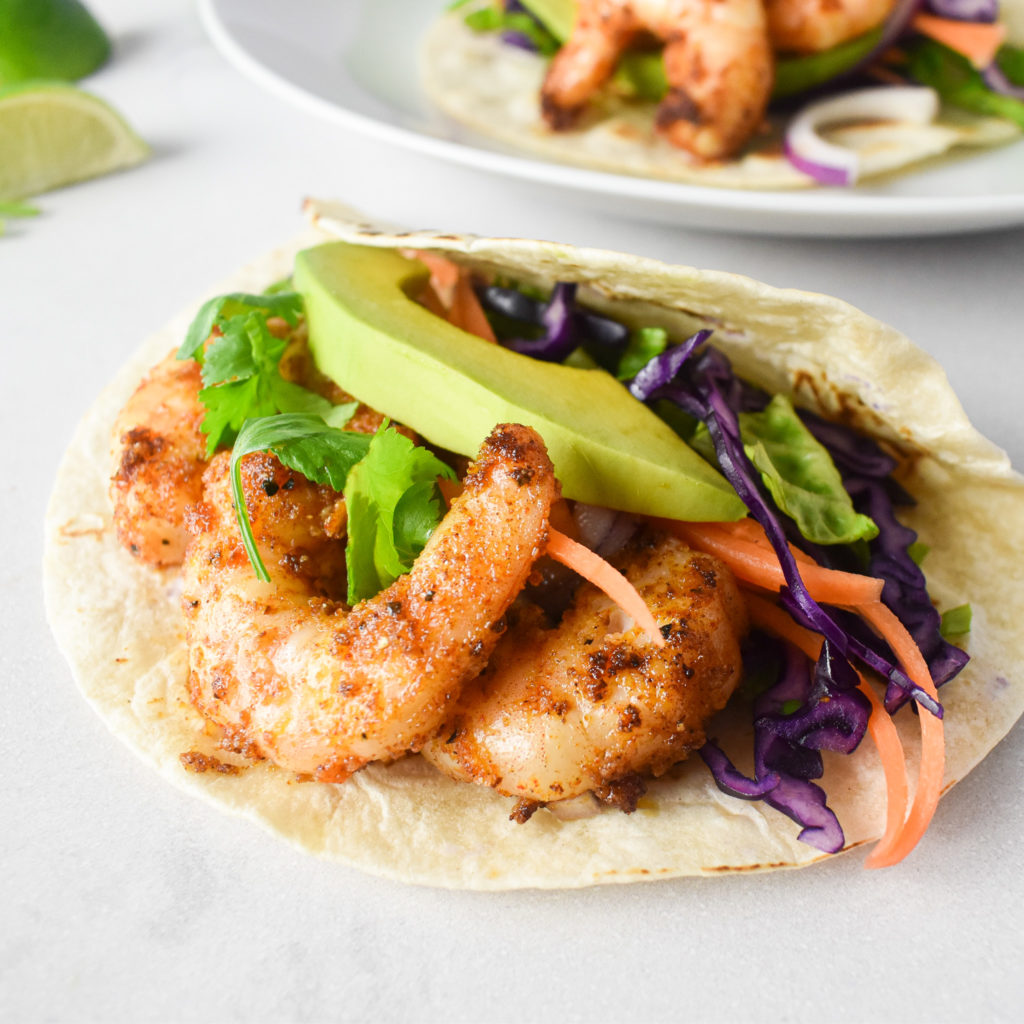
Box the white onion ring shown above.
[784,86,941,185]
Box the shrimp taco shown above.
[44,201,1024,888]
[421,0,1024,188]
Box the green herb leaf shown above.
[177,291,303,363]
[904,38,1024,129]
[617,326,669,380]
[229,412,366,582]
[177,290,338,454]
[0,199,39,217]
[343,428,456,605]
[0,198,40,235]
[997,45,1024,86]
[462,2,560,54]
[741,395,879,546]
[772,25,884,100]
[940,603,972,639]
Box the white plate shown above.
[200,0,1024,237]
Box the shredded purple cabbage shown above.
[924,0,998,21]
[476,279,968,852]
[702,642,858,853]
[799,409,970,710]
[476,282,630,366]
[629,339,945,717]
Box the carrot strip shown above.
[546,528,665,647]
[663,519,884,606]
[450,273,498,343]
[745,593,909,858]
[859,601,944,868]
[745,591,823,661]
[912,13,1006,67]
[855,673,911,864]
[407,249,460,304]
[418,281,448,320]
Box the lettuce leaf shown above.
[741,395,879,546]
[343,427,456,604]
[905,38,1024,128]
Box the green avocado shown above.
[294,242,745,523]
[518,0,575,42]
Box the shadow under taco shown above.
[43,200,1024,888]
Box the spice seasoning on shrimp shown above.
[44,212,1024,887]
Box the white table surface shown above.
[3,2,1023,1021]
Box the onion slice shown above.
[784,86,940,185]
[983,62,1024,101]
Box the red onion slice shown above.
[983,61,1024,100]
[784,85,940,185]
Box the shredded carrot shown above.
[449,273,498,343]
[912,13,1007,68]
[546,528,665,647]
[408,249,460,305]
[662,519,884,606]
[744,593,910,858]
[859,601,944,869]
[667,515,938,866]
[418,281,448,320]
[408,249,497,342]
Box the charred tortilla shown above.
[43,206,1024,887]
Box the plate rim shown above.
[198,0,1024,236]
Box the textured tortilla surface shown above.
[44,209,1024,888]
[419,4,1020,190]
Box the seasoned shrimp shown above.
[766,0,896,54]
[110,349,208,566]
[422,530,747,814]
[540,0,773,161]
[182,424,559,782]
[110,321,391,567]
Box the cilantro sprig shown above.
[177,291,346,452]
[230,415,455,604]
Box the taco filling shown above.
[423,0,1024,187]
[43,209,1024,888]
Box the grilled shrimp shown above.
[110,322,389,567]
[110,349,208,566]
[766,0,896,54]
[422,530,747,814]
[540,0,773,161]
[182,424,559,782]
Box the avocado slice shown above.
[294,242,745,523]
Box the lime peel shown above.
[0,0,110,84]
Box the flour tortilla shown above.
[420,2,1022,189]
[44,204,1024,888]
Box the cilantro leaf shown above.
[229,412,367,582]
[176,291,303,363]
[176,290,343,454]
[343,427,456,605]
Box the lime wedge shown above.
[0,81,149,200]
[0,0,110,84]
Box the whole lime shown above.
[0,0,111,85]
